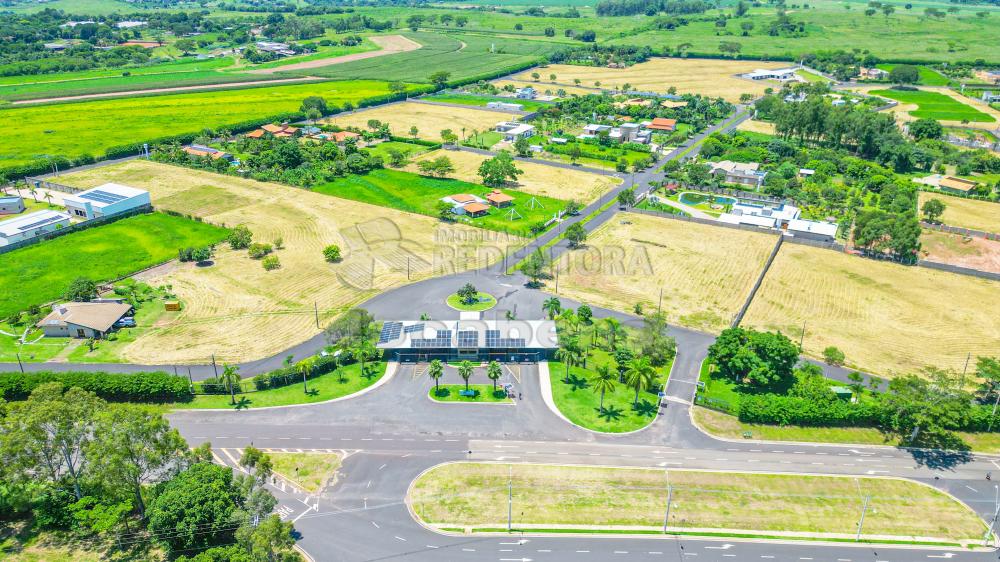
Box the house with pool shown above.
[719,201,838,242]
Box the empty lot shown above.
[58,160,496,364]
[919,191,999,232]
[322,101,509,142]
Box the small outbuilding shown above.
[0,195,25,215]
[939,176,978,195]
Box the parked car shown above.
[114,317,136,328]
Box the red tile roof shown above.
[648,118,677,131]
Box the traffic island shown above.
[429,384,513,404]
[445,291,497,312]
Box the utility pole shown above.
[507,465,513,532]
[187,367,193,390]
[799,320,806,351]
[984,485,999,546]
[15,351,23,373]
[658,287,663,313]
[211,354,218,377]
[960,352,971,389]
[314,301,320,329]
[662,484,673,533]
[855,494,870,541]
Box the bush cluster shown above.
[0,370,191,403]
[251,353,347,391]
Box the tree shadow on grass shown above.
[564,374,590,392]
[305,388,320,397]
[232,396,252,410]
[632,399,657,417]
[597,405,624,422]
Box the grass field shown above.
[743,242,1000,376]
[312,168,564,236]
[57,161,496,364]
[511,59,790,102]
[422,93,552,112]
[270,452,342,493]
[557,213,776,332]
[919,229,1000,275]
[410,462,985,542]
[919,191,1000,231]
[693,407,1000,454]
[491,79,596,97]
[429,384,513,403]
[364,140,431,160]
[0,212,227,318]
[1,79,399,172]
[323,101,509,142]
[870,89,995,122]
[407,149,620,204]
[875,64,950,86]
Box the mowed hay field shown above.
[406,149,620,204]
[557,214,776,332]
[491,79,596,97]
[322,101,508,142]
[58,160,498,364]
[410,463,984,541]
[511,59,790,102]
[919,191,999,232]
[743,243,1000,376]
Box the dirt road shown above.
[245,35,421,75]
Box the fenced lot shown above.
[322,101,510,142]
[870,89,995,123]
[556,213,776,333]
[743,242,1000,377]
[919,191,999,232]
[511,58,791,102]
[57,160,495,364]
[406,149,620,204]
[0,212,227,319]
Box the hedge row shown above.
[388,135,442,149]
[251,353,347,392]
[0,370,192,403]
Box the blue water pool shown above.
[678,192,737,206]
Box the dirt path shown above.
[11,76,322,105]
[246,35,422,75]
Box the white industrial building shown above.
[62,183,151,220]
[0,209,71,247]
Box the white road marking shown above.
[371,521,379,528]
[394,536,406,541]
[378,463,387,470]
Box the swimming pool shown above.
[678,192,737,206]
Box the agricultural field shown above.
[743,242,1000,376]
[511,59,789,102]
[410,462,985,541]
[364,140,431,160]
[874,64,950,86]
[919,191,999,231]
[323,101,509,142]
[557,213,776,332]
[919,230,1000,274]
[491,79,595,97]
[0,212,227,319]
[421,93,552,112]
[406,149,620,204]
[56,160,496,364]
[869,88,995,122]
[1,80,402,174]
[311,168,563,236]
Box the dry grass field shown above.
[491,79,595,97]
[920,229,1000,275]
[919,191,999,232]
[556,214,776,332]
[322,101,510,142]
[743,243,1000,376]
[58,160,503,364]
[410,462,984,541]
[405,149,619,204]
[736,118,778,135]
[511,59,790,102]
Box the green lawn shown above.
[1,79,403,173]
[180,361,386,410]
[270,452,342,493]
[364,140,431,159]
[870,89,995,122]
[0,321,69,363]
[311,168,564,235]
[796,69,832,84]
[446,291,497,311]
[875,64,951,86]
[429,384,513,403]
[0,212,228,318]
[461,131,502,149]
[423,93,553,112]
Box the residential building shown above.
[376,319,558,362]
[647,118,677,132]
[583,124,612,135]
[0,196,25,215]
[859,67,889,80]
[256,41,296,56]
[116,20,147,28]
[442,194,489,217]
[247,123,300,139]
[784,92,808,103]
[62,183,151,220]
[183,145,234,162]
[495,121,535,142]
[938,176,979,195]
[718,213,776,229]
[729,201,800,225]
[745,68,798,81]
[460,202,489,217]
[44,43,68,50]
[486,101,524,111]
[515,87,536,99]
[785,218,838,243]
[60,20,95,28]
[0,209,71,246]
[709,161,768,188]
[982,91,1000,103]
[37,301,133,339]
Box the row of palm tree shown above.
[427,359,503,392]
[583,355,657,411]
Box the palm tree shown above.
[458,360,474,391]
[592,364,617,413]
[28,186,38,203]
[625,357,656,407]
[221,364,240,406]
[354,340,377,378]
[555,346,575,382]
[428,359,444,392]
[43,192,53,207]
[542,297,562,320]
[487,361,502,391]
[559,309,580,336]
[297,358,314,394]
[604,317,626,349]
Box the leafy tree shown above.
[406,14,425,30]
[429,71,451,88]
[707,327,800,388]
[262,255,281,270]
[441,129,459,145]
[147,463,244,554]
[576,304,593,324]
[542,296,562,319]
[325,308,375,348]
[974,356,1000,407]
[637,311,677,367]
[238,446,272,493]
[909,118,943,141]
[458,360,474,391]
[385,148,409,168]
[175,38,196,55]
[520,248,548,287]
[244,514,297,561]
[882,369,971,444]
[604,317,626,349]
[65,277,97,302]
[221,364,240,406]
[409,125,419,139]
[514,136,532,157]
[847,372,865,399]
[436,200,456,221]
[822,346,846,366]
[427,359,444,392]
[457,283,479,305]
[564,200,582,216]
[920,198,946,222]
[323,244,342,262]
[478,151,523,187]
[228,225,253,250]
[617,187,637,208]
[487,361,502,391]
[625,356,656,406]
[718,40,742,57]
[565,222,587,248]
[300,96,328,115]
[889,64,920,84]
[248,243,273,259]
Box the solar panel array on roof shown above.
[79,190,129,205]
[457,330,478,348]
[378,321,402,344]
[485,329,500,347]
[17,215,63,231]
[500,338,525,348]
[412,329,452,348]
[403,323,424,333]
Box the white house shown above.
[515,87,536,99]
[495,121,535,142]
[0,209,71,246]
[730,201,801,225]
[37,301,133,339]
[583,124,612,135]
[785,218,838,242]
[486,101,524,112]
[745,68,798,81]
[709,161,768,188]
[62,183,150,220]
[0,195,25,215]
[982,91,1000,103]
[256,41,296,56]
[116,20,147,28]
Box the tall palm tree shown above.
[555,346,575,382]
[354,340,378,377]
[458,360,474,391]
[592,364,617,413]
[428,359,444,392]
[559,309,580,336]
[542,297,562,320]
[28,186,38,203]
[297,358,314,394]
[487,360,502,391]
[604,317,626,349]
[43,192,53,207]
[625,357,656,407]
[221,364,240,406]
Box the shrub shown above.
[227,225,253,249]
[262,255,281,270]
[822,346,846,366]
[0,371,191,402]
[323,244,342,262]
[737,394,883,427]
[248,243,273,259]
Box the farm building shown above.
[0,209,71,246]
[785,218,838,243]
[486,190,514,208]
[486,101,524,111]
[495,121,535,142]
[939,176,979,195]
[982,91,1000,103]
[744,68,798,81]
[583,124,612,135]
[647,118,677,132]
[183,145,234,161]
[709,161,768,188]
[376,319,558,362]
[62,183,151,220]
[0,195,25,215]
[37,301,134,339]
[255,41,296,56]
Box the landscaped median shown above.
[409,462,988,546]
[429,384,513,404]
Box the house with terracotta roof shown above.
[647,118,677,132]
[486,190,514,208]
[441,194,490,217]
[262,123,299,137]
[183,145,233,161]
[37,301,134,339]
[460,202,490,217]
[938,176,978,194]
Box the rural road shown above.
[246,34,422,75]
